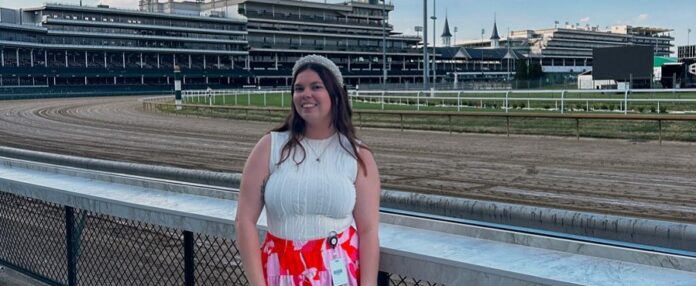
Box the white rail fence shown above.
[181,88,696,114]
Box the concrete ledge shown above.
[3,146,695,254]
[1,156,696,285]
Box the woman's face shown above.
[293,69,333,126]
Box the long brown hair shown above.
[271,63,369,174]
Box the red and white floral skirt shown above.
[260,226,360,286]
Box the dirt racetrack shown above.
[1,96,695,223]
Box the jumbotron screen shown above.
[592,46,653,80]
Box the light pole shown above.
[423,0,429,91]
[382,0,387,90]
[431,0,437,88]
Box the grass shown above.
[160,98,696,142]
[183,91,696,115]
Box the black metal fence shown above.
[0,192,441,285]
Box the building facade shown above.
[678,45,696,61]
[1,0,426,90]
[459,24,674,75]
[0,4,249,88]
[137,0,425,87]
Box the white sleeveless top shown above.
[264,131,358,240]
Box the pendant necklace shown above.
[304,134,334,162]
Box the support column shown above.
[217,55,221,69]
[157,53,160,69]
[173,54,176,66]
[203,55,206,69]
[275,53,278,70]
[114,76,117,84]
[122,52,125,68]
[30,49,34,67]
[16,48,19,67]
[174,66,182,110]
[66,207,77,286]
[44,50,47,67]
[84,51,88,68]
[103,51,107,68]
[84,76,87,85]
[184,231,195,286]
[141,75,144,84]
[1,49,4,67]
[65,50,68,67]
[348,55,351,70]
[140,53,143,68]
[188,54,192,69]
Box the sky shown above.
[2,0,694,54]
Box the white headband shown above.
[292,54,344,87]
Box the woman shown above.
[236,54,381,286]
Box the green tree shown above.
[529,63,543,79]
[515,60,528,80]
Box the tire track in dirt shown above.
[1,97,696,223]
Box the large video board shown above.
[592,46,653,80]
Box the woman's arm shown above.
[236,134,271,286]
[353,148,381,286]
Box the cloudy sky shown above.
[2,0,694,52]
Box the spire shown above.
[441,16,452,37]
[490,14,500,40]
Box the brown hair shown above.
[271,63,369,174]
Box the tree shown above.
[529,63,543,79]
[515,60,528,80]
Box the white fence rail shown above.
[181,88,696,114]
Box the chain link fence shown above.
[0,192,442,285]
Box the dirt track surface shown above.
[1,96,696,223]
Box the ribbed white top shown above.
[264,131,358,240]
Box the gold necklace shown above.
[304,135,334,162]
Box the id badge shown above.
[329,258,349,286]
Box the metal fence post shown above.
[65,206,76,286]
[184,231,195,286]
[658,119,662,145]
[377,271,390,286]
[624,88,629,115]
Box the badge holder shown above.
[328,231,349,286]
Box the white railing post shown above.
[281,91,285,107]
[381,91,385,110]
[264,91,267,107]
[560,90,565,114]
[417,91,421,111]
[457,92,461,112]
[505,91,509,113]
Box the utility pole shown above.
[431,0,437,88]
[382,0,387,90]
[423,0,429,91]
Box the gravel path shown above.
[1,96,696,223]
